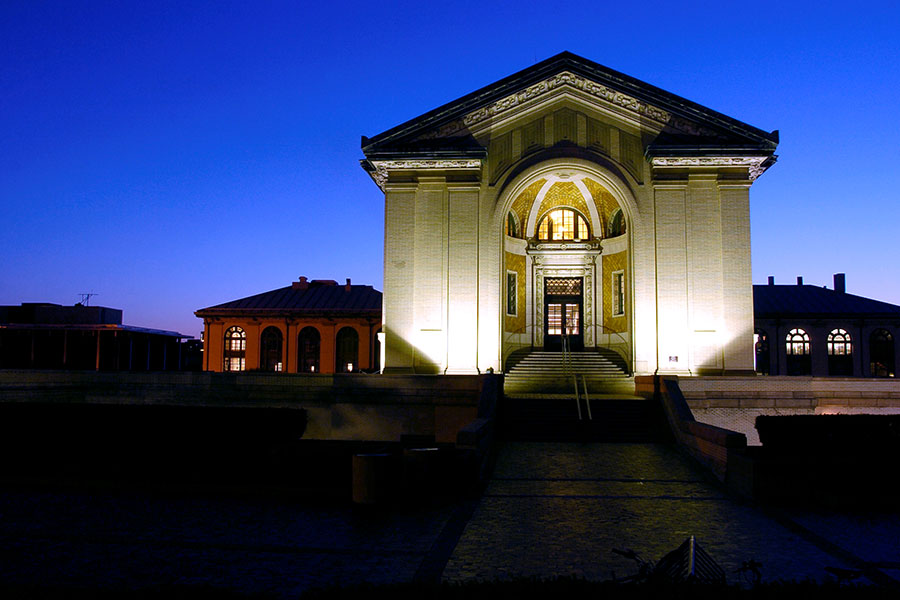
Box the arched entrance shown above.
[499,162,634,371]
[297,326,320,373]
[336,327,359,373]
[870,329,895,377]
[260,326,283,372]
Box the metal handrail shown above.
[582,374,592,420]
[502,323,538,368]
[562,333,582,420]
[596,324,631,375]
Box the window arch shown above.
[754,329,769,375]
[537,208,589,241]
[827,329,852,354]
[260,326,283,372]
[608,208,626,237]
[298,326,320,373]
[785,328,811,375]
[827,328,853,376]
[506,211,519,238]
[870,329,895,377]
[223,326,246,372]
[336,327,359,373]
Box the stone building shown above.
[754,274,900,377]
[361,52,778,375]
[196,277,382,374]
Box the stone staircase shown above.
[504,348,632,396]
[499,348,670,442]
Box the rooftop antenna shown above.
[78,292,98,306]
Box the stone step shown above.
[498,397,670,442]
[504,348,630,395]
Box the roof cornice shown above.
[362,52,778,154]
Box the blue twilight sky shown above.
[3,1,900,338]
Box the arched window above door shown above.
[827,329,852,355]
[786,328,810,355]
[537,208,590,241]
[223,326,246,372]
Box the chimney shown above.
[797,276,803,285]
[767,276,775,286]
[292,276,309,291]
[834,273,846,293]
[345,278,352,292]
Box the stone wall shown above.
[678,376,900,445]
[0,371,494,444]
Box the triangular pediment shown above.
[361,52,778,163]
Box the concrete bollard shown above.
[352,453,392,505]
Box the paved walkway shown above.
[2,443,899,595]
[442,442,893,585]
[0,486,457,597]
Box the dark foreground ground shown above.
[2,442,899,598]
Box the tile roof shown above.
[196,282,382,314]
[754,284,900,317]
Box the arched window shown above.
[870,329,895,377]
[754,329,769,375]
[298,326,320,373]
[827,328,853,376]
[506,211,519,238]
[223,326,246,372]
[260,326,283,372]
[336,327,359,373]
[537,208,589,241]
[785,328,811,375]
[609,208,626,237]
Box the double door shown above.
[544,277,583,351]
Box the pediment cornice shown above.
[367,159,484,191]
[650,155,772,181]
[417,71,720,141]
[362,52,779,158]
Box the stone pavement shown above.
[0,486,457,597]
[441,442,896,585]
[2,443,899,596]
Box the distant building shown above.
[195,277,382,374]
[754,274,899,377]
[0,303,190,370]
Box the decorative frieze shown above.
[369,159,483,190]
[528,240,603,253]
[417,71,723,140]
[650,156,769,181]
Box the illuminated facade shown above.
[362,52,778,375]
[196,277,382,374]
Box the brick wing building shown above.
[754,274,899,377]
[196,277,382,374]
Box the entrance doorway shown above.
[544,277,583,351]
